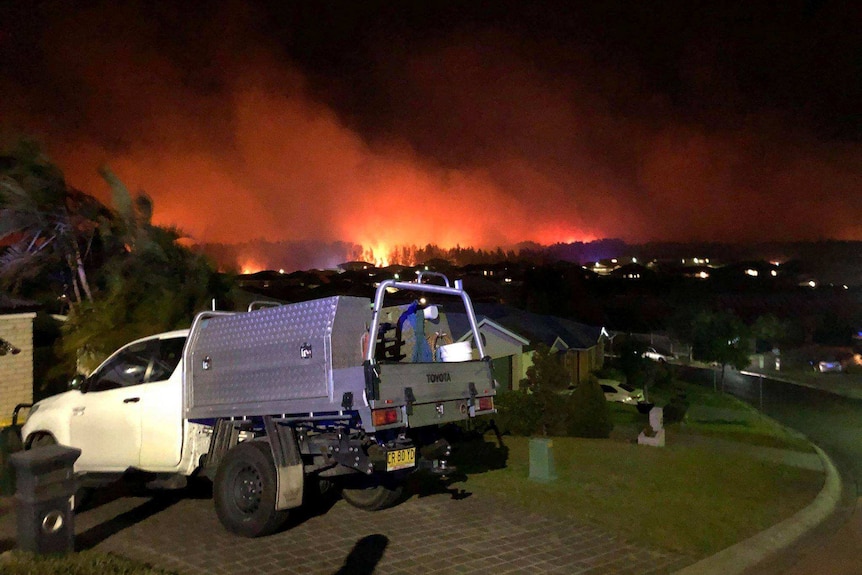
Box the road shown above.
[679,366,862,575]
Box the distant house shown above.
[459,317,530,392]
[337,261,376,272]
[609,263,655,281]
[448,303,614,390]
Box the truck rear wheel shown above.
[341,483,403,511]
[214,441,289,537]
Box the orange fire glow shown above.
[239,261,265,275]
[50,62,602,263]
[358,244,393,268]
[23,5,858,273]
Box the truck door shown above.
[139,337,185,469]
[70,336,187,472]
[70,339,152,471]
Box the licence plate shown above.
[386,447,416,471]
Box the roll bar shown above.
[365,273,486,362]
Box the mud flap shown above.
[275,465,304,510]
[263,416,304,511]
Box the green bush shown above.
[652,361,674,390]
[494,388,575,437]
[494,389,543,436]
[495,378,614,439]
[663,392,690,424]
[566,378,613,438]
[534,388,569,436]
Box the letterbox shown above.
[9,444,81,554]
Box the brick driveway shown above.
[1,480,693,575]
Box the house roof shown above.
[475,317,531,346]
[0,293,40,314]
[446,303,609,350]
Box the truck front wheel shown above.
[214,441,289,537]
[341,482,403,511]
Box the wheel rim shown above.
[232,463,263,515]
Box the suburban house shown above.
[447,303,614,391]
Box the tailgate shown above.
[372,360,496,427]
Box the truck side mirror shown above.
[68,374,86,391]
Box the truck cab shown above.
[22,331,202,474]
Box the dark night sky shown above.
[1,1,860,268]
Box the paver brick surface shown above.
[0,484,694,574]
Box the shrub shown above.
[566,377,613,438]
[522,344,571,393]
[534,387,569,436]
[494,388,571,437]
[652,361,674,390]
[663,393,690,424]
[494,389,543,436]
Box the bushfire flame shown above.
[14,0,858,272]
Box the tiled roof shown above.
[0,293,40,313]
[447,303,606,350]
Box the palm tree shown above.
[0,140,104,303]
[59,166,233,371]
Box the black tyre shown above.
[341,482,403,511]
[213,441,289,537]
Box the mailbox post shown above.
[9,444,81,554]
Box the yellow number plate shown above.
[386,448,416,471]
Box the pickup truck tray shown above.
[185,296,371,419]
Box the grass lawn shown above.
[452,380,824,558]
[0,549,177,574]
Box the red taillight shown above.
[372,407,401,427]
[477,396,494,411]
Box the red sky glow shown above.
[1,1,860,269]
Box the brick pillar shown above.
[0,313,35,426]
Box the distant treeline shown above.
[202,239,862,285]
